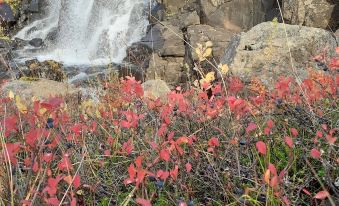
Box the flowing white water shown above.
[15,0,148,65]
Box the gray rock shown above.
[1,79,79,103]
[183,11,200,28]
[141,22,185,57]
[187,24,235,61]
[142,79,171,101]
[221,22,337,85]
[146,54,184,84]
[28,0,40,13]
[0,3,15,23]
[29,38,43,47]
[200,0,272,32]
[282,0,337,29]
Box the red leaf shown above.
[170,165,179,181]
[58,154,73,171]
[185,162,192,173]
[25,129,40,147]
[44,175,63,196]
[270,176,279,187]
[32,161,39,173]
[267,119,274,129]
[73,175,81,189]
[264,127,271,136]
[322,124,328,130]
[46,197,60,206]
[135,156,143,168]
[178,202,187,206]
[208,137,219,147]
[290,128,298,137]
[3,142,21,164]
[157,170,169,180]
[128,163,136,180]
[20,200,32,206]
[316,131,323,138]
[302,188,312,196]
[136,198,151,206]
[310,148,321,159]
[326,134,337,144]
[282,196,290,206]
[256,141,266,155]
[70,123,84,136]
[43,153,53,163]
[268,163,277,176]
[104,150,111,156]
[160,149,170,162]
[3,115,17,135]
[314,190,329,200]
[246,122,257,134]
[136,169,146,187]
[284,136,294,148]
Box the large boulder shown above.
[142,79,171,101]
[282,0,338,29]
[200,0,274,32]
[1,79,79,102]
[221,22,337,85]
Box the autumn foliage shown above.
[0,48,338,205]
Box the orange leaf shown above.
[264,169,270,184]
[314,190,329,200]
[270,176,279,187]
[63,175,72,185]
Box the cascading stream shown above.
[15,0,148,65]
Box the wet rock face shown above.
[21,59,66,82]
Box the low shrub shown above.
[0,48,338,205]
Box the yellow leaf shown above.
[15,96,27,114]
[8,91,14,99]
[205,41,213,48]
[219,64,229,74]
[205,72,215,83]
[95,108,102,119]
[195,48,204,62]
[203,48,212,58]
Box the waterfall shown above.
[15,0,148,65]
